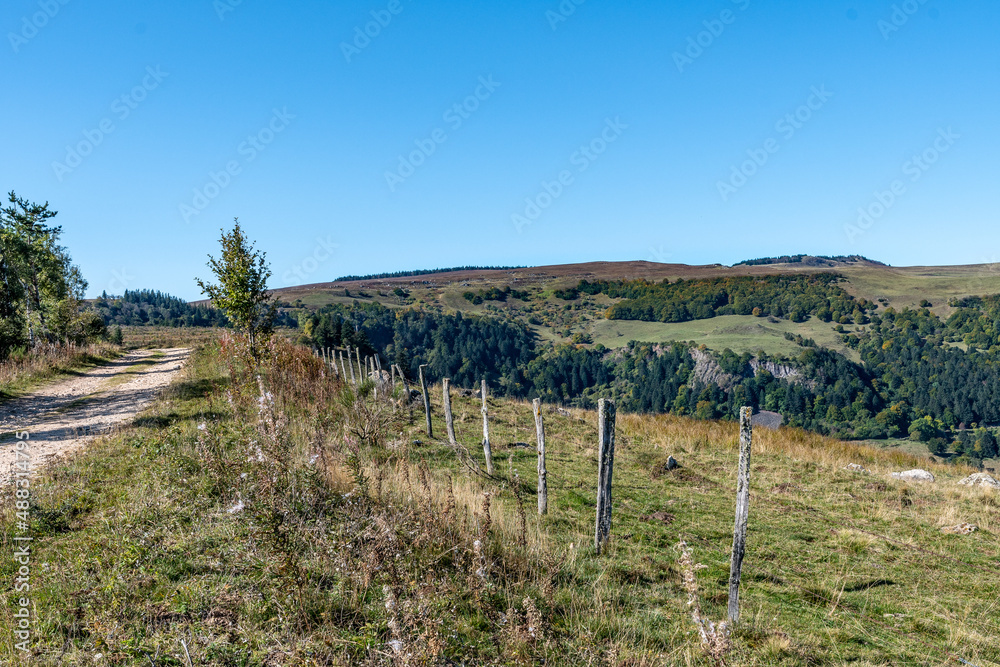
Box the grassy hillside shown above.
[271,258,1000,317]
[586,315,859,360]
[267,259,1000,364]
[4,338,998,665]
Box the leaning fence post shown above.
[728,406,753,624]
[346,349,356,384]
[442,378,458,447]
[534,398,547,515]
[419,364,433,437]
[355,347,364,383]
[481,379,495,475]
[594,398,616,554]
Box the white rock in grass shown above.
[844,463,870,473]
[890,469,935,482]
[941,523,977,535]
[958,472,1000,489]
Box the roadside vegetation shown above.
[0,342,121,402]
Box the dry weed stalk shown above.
[513,473,528,548]
[480,491,492,539]
[678,541,731,663]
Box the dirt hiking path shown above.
[0,348,191,482]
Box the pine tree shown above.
[196,219,277,362]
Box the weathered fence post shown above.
[480,379,495,475]
[355,347,364,383]
[534,398,547,515]
[339,350,349,383]
[594,398,616,554]
[442,378,458,447]
[397,364,410,393]
[419,364,433,437]
[346,349,357,385]
[728,406,753,624]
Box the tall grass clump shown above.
[0,341,121,399]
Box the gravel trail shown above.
[0,348,191,482]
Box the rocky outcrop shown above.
[958,472,1000,489]
[751,410,783,430]
[891,469,935,483]
[688,349,814,393]
[749,359,802,382]
[941,523,977,534]
[689,348,739,390]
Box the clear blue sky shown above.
[2,0,997,300]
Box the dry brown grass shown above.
[0,341,120,397]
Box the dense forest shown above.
[93,290,229,327]
[0,192,102,359]
[732,254,883,267]
[93,289,297,328]
[578,274,878,324]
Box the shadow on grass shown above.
[166,377,228,401]
[842,578,895,593]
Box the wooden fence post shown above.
[346,349,356,384]
[419,364,433,437]
[534,398,547,515]
[397,364,410,394]
[480,379,495,475]
[442,378,457,447]
[355,347,364,383]
[728,406,753,624]
[594,398,616,554]
[339,350,349,383]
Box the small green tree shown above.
[196,219,277,361]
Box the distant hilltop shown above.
[335,265,527,282]
[732,254,887,268]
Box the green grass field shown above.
[585,314,858,359]
[4,340,998,665]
